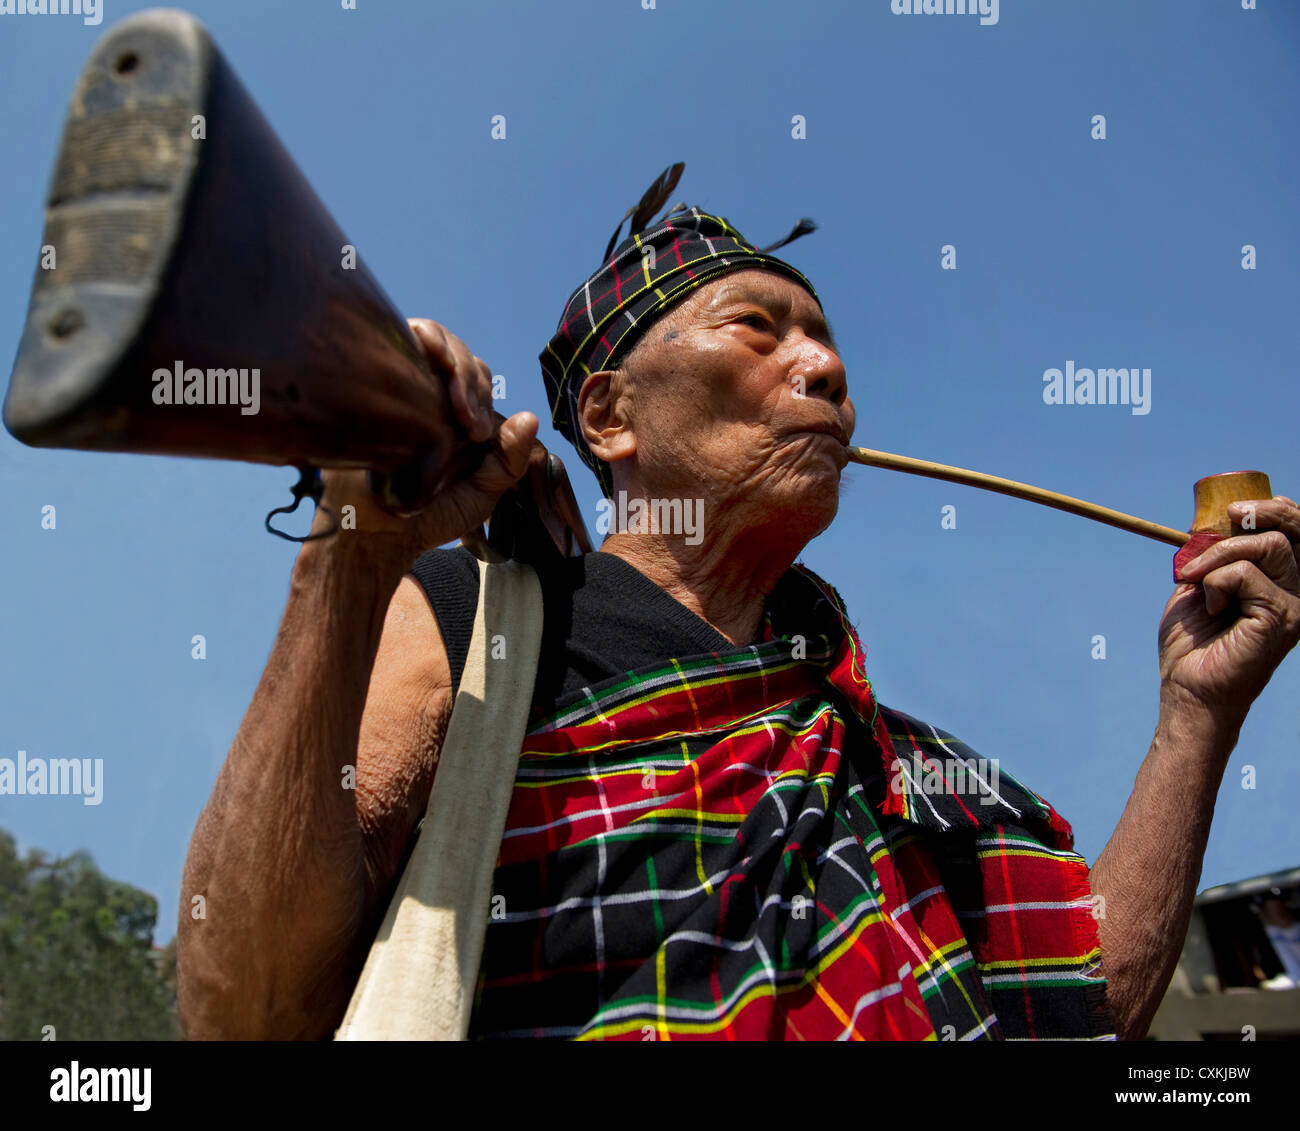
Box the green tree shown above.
[0,828,179,1040]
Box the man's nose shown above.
[793,332,849,408]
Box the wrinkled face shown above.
[604,268,855,539]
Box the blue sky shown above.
[1,0,1297,946]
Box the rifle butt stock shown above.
[5,7,589,549]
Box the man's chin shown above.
[780,471,842,534]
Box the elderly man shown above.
[176,180,1300,1042]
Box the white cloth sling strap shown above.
[335,554,544,1040]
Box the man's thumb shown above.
[473,411,539,495]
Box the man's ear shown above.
[577,369,637,466]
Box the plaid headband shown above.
[540,163,823,496]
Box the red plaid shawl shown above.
[468,564,1116,1040]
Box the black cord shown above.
[264,466,338,542]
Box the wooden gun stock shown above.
[3,7,591,561]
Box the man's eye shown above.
[737,313,774,332]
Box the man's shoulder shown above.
[409,544,598,601]
[875,703,980,761]
[410,544,481,597]
[873,702,1078,852]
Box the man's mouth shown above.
[791,421,849,447]
[782,426,850,468]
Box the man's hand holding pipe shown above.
[1162,496,1300,727]
[1089,493,1300,1038]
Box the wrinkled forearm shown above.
[1088,693,1240,1039]
[177,533,414,1040]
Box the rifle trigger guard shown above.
[265,466,338,542]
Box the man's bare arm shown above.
[176,537,450,1040]
[176,318,539,1040]
[1089,498,1300,1040]
[1088,694,1238,1041]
